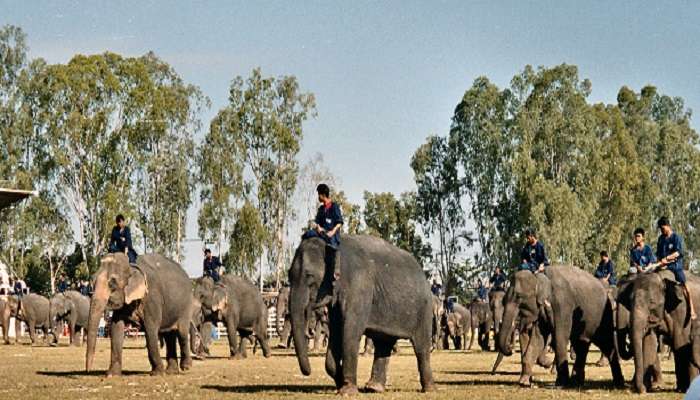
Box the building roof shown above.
[0,188,36,210]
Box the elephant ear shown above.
[212,287,228,312]
[664,279,684,310]
[124,269,148,305]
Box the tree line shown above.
[2,25,699,298]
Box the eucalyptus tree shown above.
[200,68,315,289]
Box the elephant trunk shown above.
[86,271,109,372]
[290,282,311,376]
[497,301,518,356]
[615,314,633,360]
[631,311,647,393]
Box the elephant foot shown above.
[277,343,287,349]
[150,368,166,377]
[421,383,438,393]
[180,358,192,371]
[229,353,245,360]
[166,360,179,375]
[518,375,532,387]
[337,383,359,396]
[106,365,122,377]
[364,381,385,393]
[595,358,608,367]
[537,357,553,369]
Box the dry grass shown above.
[0,336,684,399]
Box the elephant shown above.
[0,296,11,344]
[489,289,506,338]
[443,303,471,350]
[614,274,662,390]
[49,290,90,346]
[469,300,492,351]
[309,306,329,352]
[495,284,552,385]
[431,295,443,350]
[276,286,292,348]
[288,235,435,394]
[193,274,271,359]
[497,266,624,387]
[624,269,700,393]
[7,293,52,345]
[85,253,193,376]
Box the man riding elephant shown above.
[519,228,549,273]
[302,183,343,308]
[652,217,695,320]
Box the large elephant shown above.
[7,293,52,345]
[276,286,292,348]
[49,290,90,346]
[289,235,435,394]
[0,296,11,344]
[497,266,624,387]
[625,270,700,393]
[193,275,271,359]
[489,289,506,338]
[443,303,470,350]
[469,300,492,351]
[85,253,193,376]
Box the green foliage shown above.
[225,201,267,278]
[363,191,432,267]
[450,64,700,273]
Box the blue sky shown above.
[3,1,699,275]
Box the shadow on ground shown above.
[202,384,332,394]
[37,370,147,377]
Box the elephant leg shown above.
[571,339,590,386]
[279,319,291,348]
[201,322,213,355]
[518,328,533,386]
[674,345,694,393]
[468,325,475,350]
[338,323,363,395]
[365,338,396,393]
[164,331,179,374]
[144,321,165,375]
[238,334,249,358]
[642,333,660,391]
[14,318,20,345]
[107,319,125,377]
[553,317,573,386]
[412,325,437,392]
[324,332,343,389]
[28,323,37,345]
[177,322,192,371]
[225,319,240,359]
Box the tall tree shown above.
[411,135,467,291]
[208,68,315,289]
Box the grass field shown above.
[0,336,685,399]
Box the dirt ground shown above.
[0,336,685,399]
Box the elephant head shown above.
[288,239,327,376]
[497,271,552,356]
[86,253,147,372]
[629,271,694,392]
[446,312,462,338]
[50,293,73,331]
[193,277,229,317]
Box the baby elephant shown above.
[7,293,52,345]
[49,290,90,346]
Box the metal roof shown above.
[0,188,36,210]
